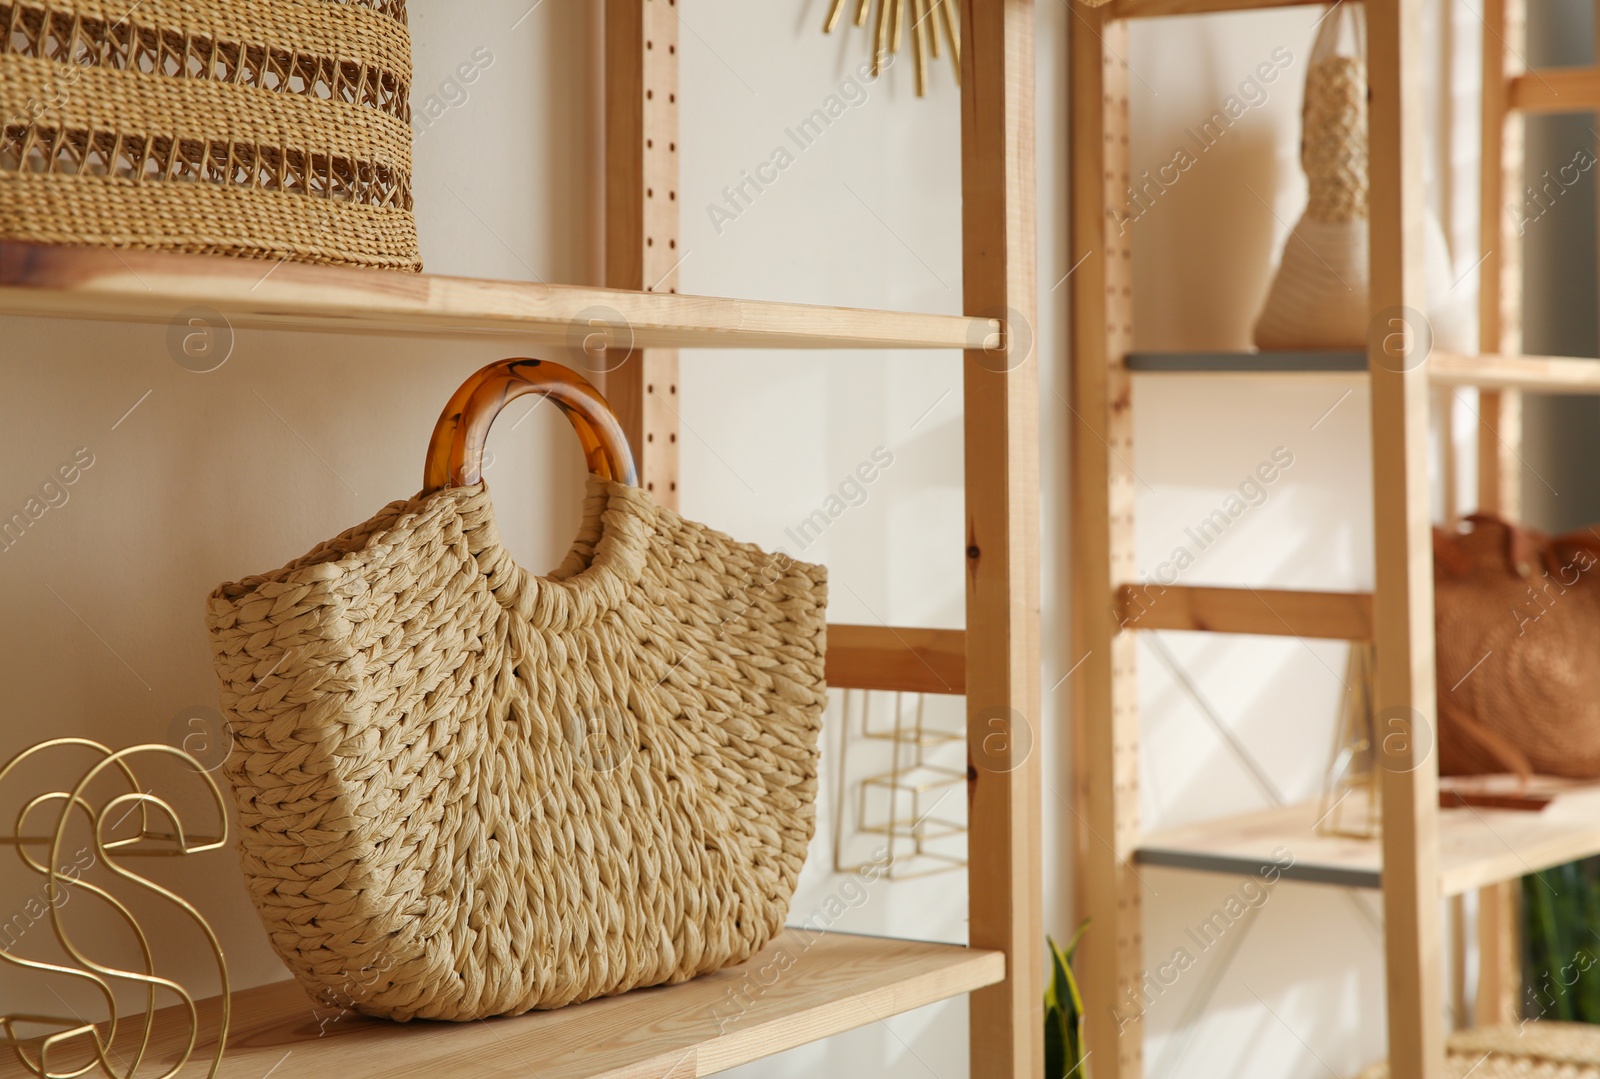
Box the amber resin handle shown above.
[423,359,638,492]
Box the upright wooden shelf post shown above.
[1473,0,1527,1027]
[1068,2,1144,1076]
[604,0,681,510]
[962,1,1044,1076]
[1368,0,1446,1072]
[1476,0,1525,523]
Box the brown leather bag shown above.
[1434,514,1600,778]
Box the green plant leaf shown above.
[1062,922,1089,1018]
[1064,919,1090,960]
[1048,935,1071,1016]
[1527,869,1573,1023]
[1045,1000,1067,1079]
[1046,924,1090,1079]
[1579,857,1600,1021]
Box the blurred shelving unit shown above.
[1070,0,1600,1074]
[0,2,1042,1077]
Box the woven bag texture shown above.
[1253,5,1477,353]
[1434,516,1600,778]
[1251,215,1370,350]
[1302,55,1368,224]
[205,478,828,1021]
[0,0,420,270]
[1253,5,1368,350]
[1356,1022,1600,1078]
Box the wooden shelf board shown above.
[1508,67,1600,113]
[1104,0,1325,19]
[825,623,967,695]
[0,242,992,351]
[1136,781,1600,896]
[0,930,1002,1079]
[1116,584,1373,640]
[1127,350,1600,393]
[1430,351,1600,393]
[1125,350,1367,373]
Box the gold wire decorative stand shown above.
[1317,643,1381,840]
[0,739,230,1079]
[833,690,967,880]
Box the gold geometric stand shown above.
[0,739,230,1079]
[1318,642,1381,840]
[833,689,967,880]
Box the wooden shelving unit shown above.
[0,3,1040,1078]
[1070,0,1583,1072]
[0,933,1005,1079]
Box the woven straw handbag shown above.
[1357,1022,1600,1078]
[0,0,419,270]
[205,359,828,1021]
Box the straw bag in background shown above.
[1434,515,1600,779]
[206,359,829,1021]
[1356,1022,1600,1078]
[1252,5,1473,352]
[0,1,420,270]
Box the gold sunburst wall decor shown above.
[822,0,961,97]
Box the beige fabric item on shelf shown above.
[206,476,829,1021]
[1253,4,1474,353]
[1253,4,1368,350]
[1355,1022,1600,1077]
[0,0,420,270]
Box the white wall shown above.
[0,2,1467,1077]
[676,4,973,1075]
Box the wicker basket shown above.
[0,0,420,270]
[1356,1023,1600,1078]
